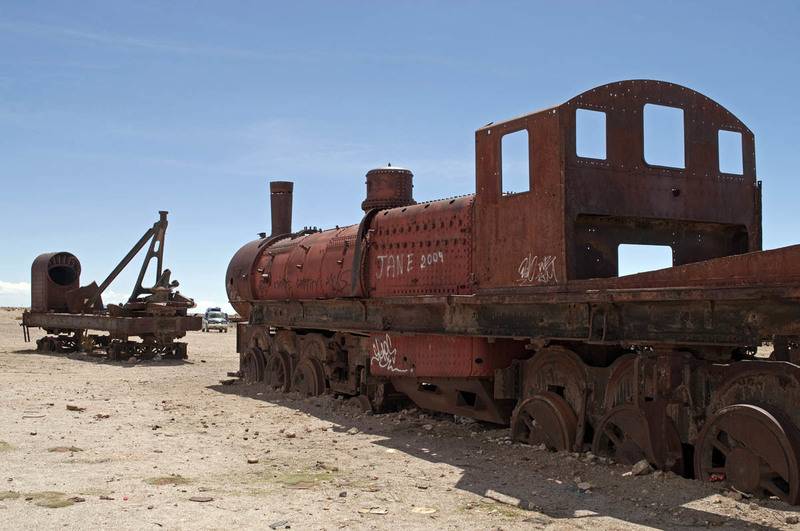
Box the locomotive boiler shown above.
[227,80,800,504]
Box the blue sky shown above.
[1,1,799,310]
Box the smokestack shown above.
[270,181,293,236]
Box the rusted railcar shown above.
[227,80,800,503]
[22,212,201,359]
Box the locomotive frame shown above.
[228,80,800,504]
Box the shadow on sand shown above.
[209,381,797,530]
[12,348,193,367]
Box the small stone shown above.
[577,482,592,491]
[422,424,433,431]
[127,356,138,364]
[339,491,347,497]
[69,496,86,503]
[247,458,259,464]
[66,405,86,412]
[284,431,296,439]
[189,496,213,502]
[631,459,653,476]
[786,515,799,525]
[346,427,359,435]
[724,490,743,501]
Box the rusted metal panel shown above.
[368,333,527,378]
[562,81,759,280]
[30,252,81,312]
[247,225,360,300]
[390,377,513,424]
[474,106,566,290]
[366,196,473,296]
[249,283,800,346]
[22,311,201,337]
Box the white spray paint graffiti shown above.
[370,334,410,374]
[517,253,558,285]
[375,251,444,280]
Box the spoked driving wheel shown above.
[264,352,291,392]
[593,404,655,465]
[242,350,265,384]
[694,404,800,504]
[291,357,326,397]
[511,391,578,451]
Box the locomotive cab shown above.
[473,80,759,288]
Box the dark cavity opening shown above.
[456,390,478,408]
[49,266,77,286]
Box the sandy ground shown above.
[1,308,800,530]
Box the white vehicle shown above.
[202,308,229,333]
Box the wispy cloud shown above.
[0,20,263,60]
[0,20,481,71]
[0,281,29,294]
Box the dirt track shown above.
[1,308,799,530]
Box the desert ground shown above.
[1,308,799,530]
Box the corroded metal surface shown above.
[30,252,81,313]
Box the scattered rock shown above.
[269,520,290,530]
[126,357,138,364]
[358,506,389,515]
[284,431,296,439]
[339,491,347,497]
[99,495,114,500]
[66,405,85,412]
[69,496,86,503]
[631,459,653,476]
[786,515,799,525]
[577,482,592,491]
[724,490,743,501]
[346,427,359,435]
[246,458,259,464]
[48,446,83,453]
[422,424,433,431]
[188,496,213,503]
[410,506,437,514]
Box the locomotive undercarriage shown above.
[238,317,800,505]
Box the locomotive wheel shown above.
[521,347,587,416]
[264,352,291,392]
[300,334,327,361]
[37,337,55,352]
[107,340,127,361]
[291,357,326,397]
[593,405,657,466]
[694,404,800,504]
[242,350,265,384]
[511,391,578,451]
[603,354,637,410]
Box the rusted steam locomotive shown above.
[227,80,800,503]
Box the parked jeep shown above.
[202,307,229,333]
